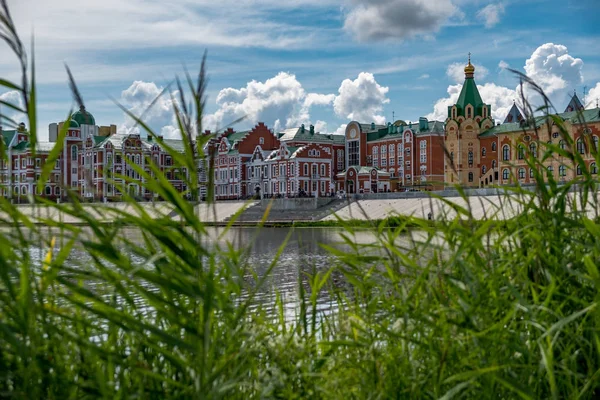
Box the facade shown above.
[337,118,445,193]
[445,58,600,188]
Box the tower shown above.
[504,101,524,123]
[564,91,584,113]
[444,54,495,187]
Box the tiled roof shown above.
[479,108,600,138]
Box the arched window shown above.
[45,186,51,195]
[518,168,525,179]
[320,164,325,176]
[482,165,487,174]
[559,140,566,150]
[389,144,394,152]
[559,165,566,177]
[547,165,554,176]
[135,154,140,165]
[529,143,537,157]
[373,146,378,157]
[468,172,473,182]
[517,145,525,160]
[577,138,585,154]
[467,107,472,119]
[591,163,598,174]
[468,151,473,165]
[492,160,497,169]
[55,187,61,196]
[492,142,497,152]
[502,145,510,161]
[71,145,78,161]
[482,147,486,157]
[502,169,509,180]
[21,186,27,195]
[576,164,582,176]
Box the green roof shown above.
[1,130,16,147]
[225,131,249,144]
[479,108,600,138]
[72,106,95,126]
[93,135,106,145]
[366,120,445,142]
[12,140,30,151]
[279,127,346,145]
[456,78,484,113]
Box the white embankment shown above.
[1,201,254,225]
[323,192,600,221]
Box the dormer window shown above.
[467,106,472,119]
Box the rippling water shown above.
[17,226,391,319]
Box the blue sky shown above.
[1,0,600,140]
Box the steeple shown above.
[504,101,524,123]
[448,53,490,120]
[564,90,584,113]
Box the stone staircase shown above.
[225,198,353,223]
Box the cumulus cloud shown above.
[0,90,25,126]
[333,72,389,123]
[204,71,389,133]
[343,0,458,42]
[119,80,181,138]
[427,83,518,123]
[446,62,489,83]
[429,43,587,122]
[523,43,583,95]
[477,4,504,28]
[587,83,600,109]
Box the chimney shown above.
[301,124,305,133]
[309,125,314,134]
[147,135,152,142]
[419,117,428,131]
[371,122,375,130]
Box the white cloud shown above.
[314,120,328,132]
[204,72,329,132]
[427,82,517,123]
[523,43,583,95]
[419,74,430,79]
[343,0,459,42]
[429,43,587,122]
[333,72,389,123]
[446,62,488,83]
[119,80,181,138]
[587,83,600,109]
[476,4,504,28]
[498,60,509,70]
[0,90,25,126]
[333,124,347,136]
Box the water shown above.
[20,226,395,320]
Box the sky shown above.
[1,0,600,141]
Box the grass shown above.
[2,2,600,398]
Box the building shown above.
[337,117,446,193]
[445,57,600,188]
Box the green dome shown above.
[72,105,95,126]
[68,119,80,128]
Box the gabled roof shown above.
[278,126,345,145]
[503,102,524,124]
[564,92,584,113]
[479,107,600,138]
[456,77,484,113]
[1,130,17,147]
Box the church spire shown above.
[564,90,584,113]
[464,52,475,79]
[504,100,524,124]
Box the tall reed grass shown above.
[1,1,600,398]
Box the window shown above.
[45,186,51,195]
[348,140,359,167]
[320,164,325,176]
[517,145,525,160]
[303,164,308,176]
[35,158,41,168]
[71,145,78,161]
[55,187,60,196]
[468,151,473,165]
[467,107,472,119]
[552,132,559,139]
[482,147,486,157]
[502,145,510,161]
[577,138,585,154]
[529,143,537,157]
[468,172,473,182]
[502,169,509,180]
[547,165,554,176]
[373,146,378,158]
[576,164,582,176]
[406,148,411,155]
[591,163,598,174]
[529,168,534,178]
[482,165,487,174]
[21,159,26,168]
[450,152,454,163]
[259,137,264,145]
[593,136,599,151]
[518,168,525,179]
[559,165,566,177]
[492,142,497,152]
[559,140,566,150]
